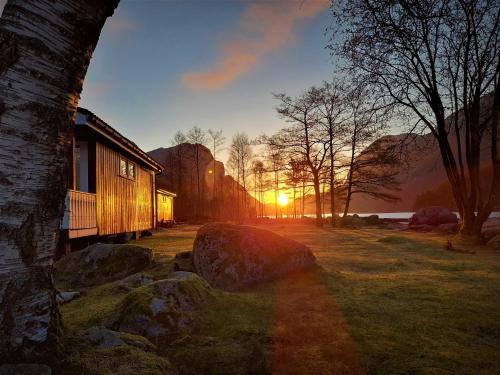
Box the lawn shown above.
[60,224,500,375]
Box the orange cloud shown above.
[105,14,136,40]
[182,0,329,91]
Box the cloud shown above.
[81,82,112,99]
[105,14,136,40]
[182,0,329,91]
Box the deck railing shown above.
[61,190,97,238]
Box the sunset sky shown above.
[76,0,333,161]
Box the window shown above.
[120,159,128,178]
[119,158,136,180]
[128,162,136,179]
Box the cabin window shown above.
[128,162,136,180]
[120,159,128,178]
[119,158,136,180]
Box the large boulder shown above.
[192,223,317,291]
[111,272,213,341]
[54,243,153,288]
[409,207,458,230]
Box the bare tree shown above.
[330,0,500,237]
[273,91,329,226]
[340,86,398,216]
[186,126,207,218]
[171,131,186,213]
[230,133,253,214]
[313,80,349,225]
[207,129,225,200]
[0,0,119,361]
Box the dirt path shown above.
[270,269,366,375]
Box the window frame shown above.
[119,158,137,181]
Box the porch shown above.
[61,189,98,239]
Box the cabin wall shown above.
[96,142,154,235]
[157,193,174,223]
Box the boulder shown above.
[54,243,153,288]
[482,218,500,241]
[111,272,213,341]
[409,207,458,230]
[192,223,316,291]
[56,291,80,304]
[434,223,459,234]
[487,235,500,250]
[85,326,156,352]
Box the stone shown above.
[173,251,195,272]
[409,207,458,230]
[192,223,316,291]
[118,273,154,288]
[54,243,153,288]
[111,272,213,341]
[56,290,80,304]
[0,364,51,375]
[85,326,156,352]
[434,222,459,234]
[487,235,500,250]
[482,218,500,241]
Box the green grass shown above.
[58,223,500,375]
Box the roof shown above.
[76,107,163,173]
[157,189,177,197]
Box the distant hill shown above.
[349,95,496,212]
[148,143,257,221]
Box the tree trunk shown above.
[0,0,119,363]
[312,172,323,227]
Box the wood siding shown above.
[157,193,174,223]
[96,142,154,235]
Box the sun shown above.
[278,193,289,207]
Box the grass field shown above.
[60,223,500,374]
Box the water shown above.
[296,212,500,220]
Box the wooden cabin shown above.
[156,189,176,226]
[61,107,164,245]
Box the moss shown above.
[62,345,175,375]
[377,235,412,244]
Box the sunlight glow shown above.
[278,193,289,207]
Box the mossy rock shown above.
[111,272,214,341]
[54,243,153,288]
[192,223,316,291]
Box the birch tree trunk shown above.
[0,0,119,362]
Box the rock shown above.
[56,291,80,304]
[119,273,154,288]
[174,251,195,272]
[54,243,153,288]
[407,224,435,232]
[0,364,51,375]
[340,215,364,228]
[111,272,213,341]
[192,223,316,291]
[487,235,500,250]
[434,222,459,234]
[409,206,458,230]
[85,326,156,352]
[482,218,500,241]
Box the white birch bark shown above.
[0,0,118,362]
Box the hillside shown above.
[148,143,257,220]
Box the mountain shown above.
[148,143,257,221]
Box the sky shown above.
[0,0,334,162]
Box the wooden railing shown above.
[61,190,97,238]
